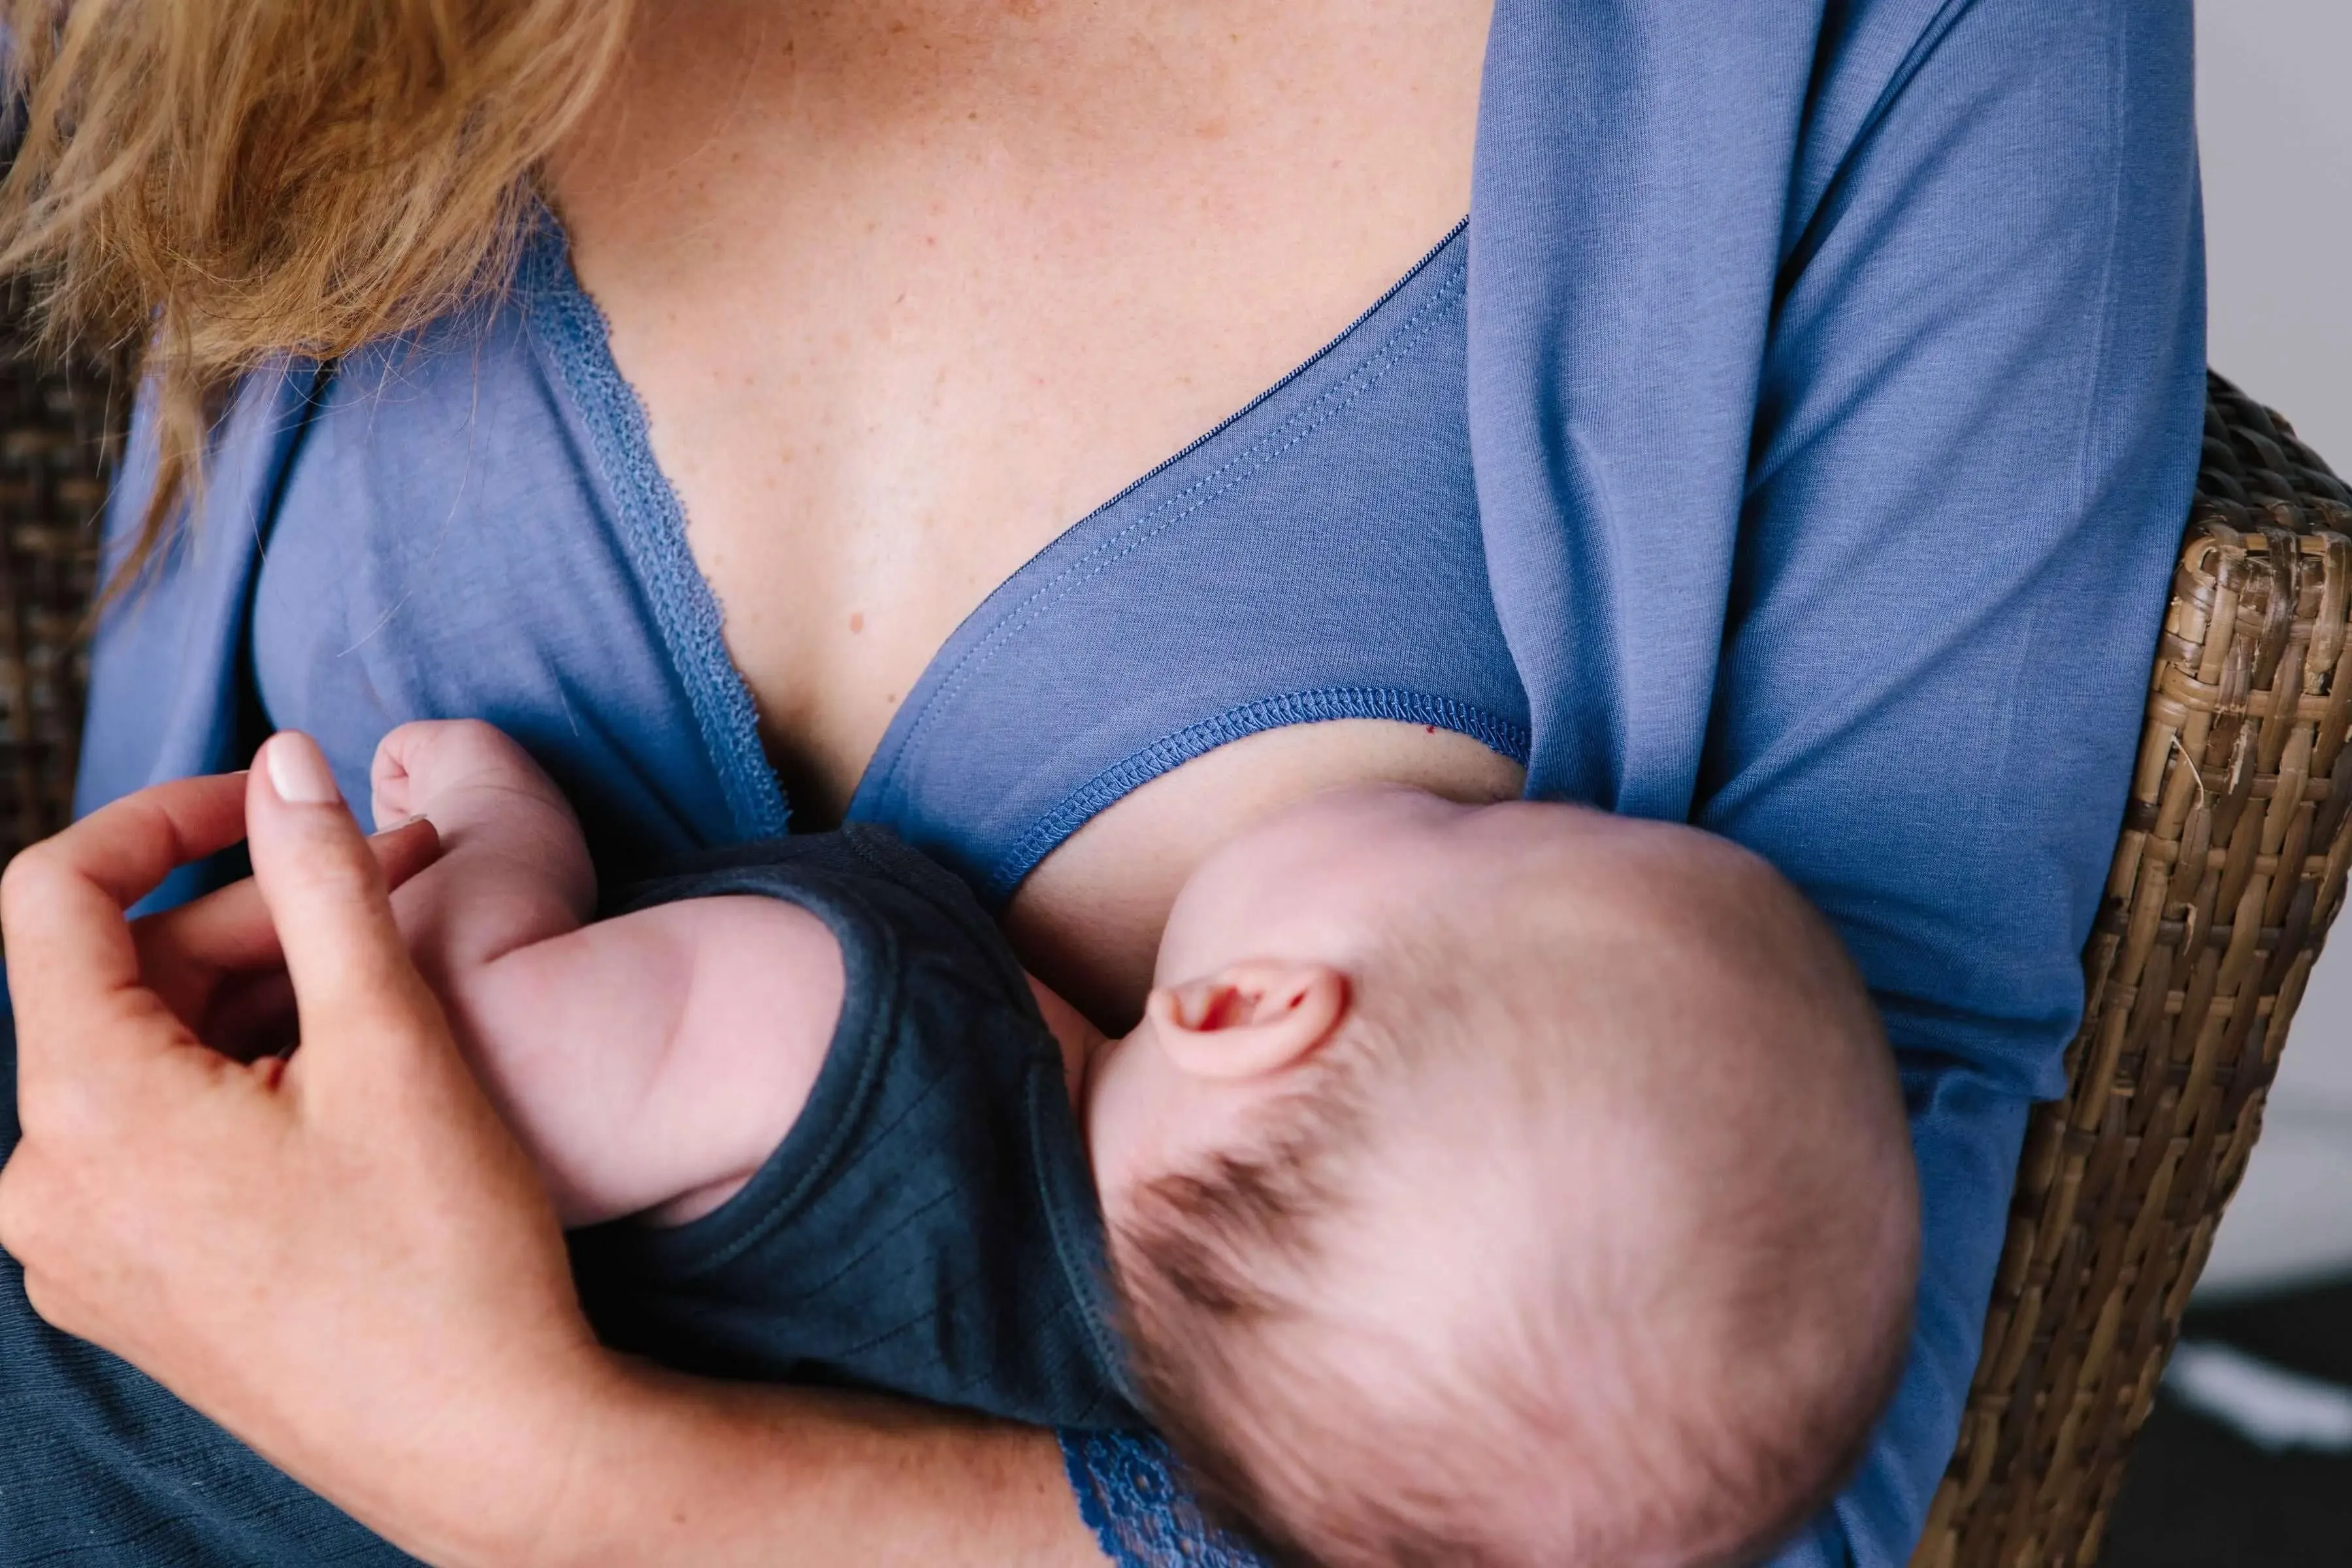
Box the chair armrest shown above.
[1914,372,2352,1567]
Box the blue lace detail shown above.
[513,221,789,843]
[1059,1430,1268,1567]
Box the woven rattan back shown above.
[0,283,114,862]
[0,295,2343,1565]
[1912,374,2352,1566]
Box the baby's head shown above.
[1084,787,1918,1567]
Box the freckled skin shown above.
[549,0,1499,1021]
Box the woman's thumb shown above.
[247,732,436,1043]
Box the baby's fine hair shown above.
[1110,847,1916,1568]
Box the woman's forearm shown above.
[512,1360,1107,1568]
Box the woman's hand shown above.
[0,733,619,1563]
[1,732,1106,1566]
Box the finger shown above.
[368,719,431,832]
[2,772,248,919]
[376,816,445,891]
[136,816,444,977]
[1,774,250,1056]
[244,732,443,1052]
[131,815,443,1032]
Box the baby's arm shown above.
[373,721,840,1228]
[442,896,842,1228]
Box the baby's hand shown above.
[370,721,595,982]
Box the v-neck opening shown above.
[521,214,1471,843]
[517,222,790,844]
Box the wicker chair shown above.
[0,284,110,855]
[0,302,2345,1563]
[1911,378,2352,1567]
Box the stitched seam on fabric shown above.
[515,233,788,841]
[629,871,915,1278]
[698,1168,964,1302]
[875,261,1471,800]
[680,1028,948,1282]
[986,687,1532,902]
[1032,1064,1137,1411]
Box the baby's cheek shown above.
[1084,1034,1275,1223]
[1079,1041,1172,1226]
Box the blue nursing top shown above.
[248,223,1528,905]
[59,3,2206,1565]
[851,226,1530,903]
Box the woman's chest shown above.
[250,212,1526,1026]
[547,0,1492,818]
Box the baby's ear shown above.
[1145,961,1349,1081]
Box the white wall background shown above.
[2189,0,2352,1296]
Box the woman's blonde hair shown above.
[0,0,633,588]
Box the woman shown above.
[0,1,2201,1563]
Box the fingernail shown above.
[264,732,343,806]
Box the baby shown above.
[372,719,1919,1568]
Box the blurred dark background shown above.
[2100,1278,2352,1567]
